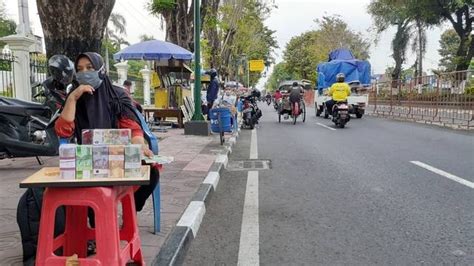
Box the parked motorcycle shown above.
[0,55,73,164]
[0,84,66,164]
[241,95,262,129]
[331,101,350,128]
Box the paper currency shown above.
[81,129,93,145]
[76,145,92,179]
[143,155,174,165]
[92,129,132,145]
[59,144,76,180]
[93,145,109,178]
[125,144,142,178]
[109,145,125,178]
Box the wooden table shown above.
[20,165,150,188]
[143,106,184,128]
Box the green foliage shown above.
[100,39,120,71]
[265,62,293,91]
[280,15,370,82]
[438,29,461,72]
[128,60,146,76]
[150,0,175,13]
[201,0,278,87]
[0,1,16,46]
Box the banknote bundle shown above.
[59,144,76,180]
[81,129,131,145]
[93,145,109,178]
[76,145,92,179]
[109,145,125,178]
[125,144,142,178]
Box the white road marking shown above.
[250,129,258,159]
[176,201,206,237]
[238,128,259,265]
[238,170,259,266]
[411,161,474,189]
[317,122,336,131]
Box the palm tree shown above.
[104,12,129,72]
[139,34,155,42]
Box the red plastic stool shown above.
[36,186,144,266]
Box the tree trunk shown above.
[160,0,210,52]
[37,0,115,60]
[454,34,471,71]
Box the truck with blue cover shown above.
[314,49,371,118]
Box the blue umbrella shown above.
[113,40,193,61]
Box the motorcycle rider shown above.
[42,55,76,111]
[273,89,282,101]
[289,81,304,111]
[325,73,351,115]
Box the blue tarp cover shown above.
[328,48,355,61]
[317,49,371,89]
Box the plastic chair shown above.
[133,108,161,234]
[36,186,144,265]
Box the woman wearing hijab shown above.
[55,52,158,212]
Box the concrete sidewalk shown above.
[0,129,232,265]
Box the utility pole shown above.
[191,0,204,121]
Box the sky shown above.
[5,0,450,85]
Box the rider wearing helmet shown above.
[42,55,76,111]
[325,73,351,115]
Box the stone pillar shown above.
[0,35,35,101]
[114,60,128,86]
[140,65,152,106]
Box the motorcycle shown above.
[331,101,350,128]
[241,95,262,129]
[266,97,272,106]
[0,80,67,164]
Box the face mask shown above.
[76,68,103,89]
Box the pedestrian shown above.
[123,79,144,113]
[206,69,219,119]
[55,52,159,212]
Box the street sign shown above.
[249,60,265,72]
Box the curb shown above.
[152,130,240,266]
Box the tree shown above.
[438,29,461,72]
[106,13,129,49]
[281,15,370,81]
[139,34,155,41]
[368,0,413,81]
[418,0,473,71]
[104,12,129,71]
[37,0,115,59]
[0,0,16,46]
[149,0,212,52]
[265,62,292,91]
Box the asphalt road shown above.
[184,102,474,265]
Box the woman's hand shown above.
[142,145,154,158]
[60,85,94,122]
[69,85,95,102]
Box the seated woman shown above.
[55,52,159,212]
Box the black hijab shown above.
[72,52,138,143]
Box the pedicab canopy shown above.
[317,48,371,90]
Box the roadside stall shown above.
[114,40,193,128]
